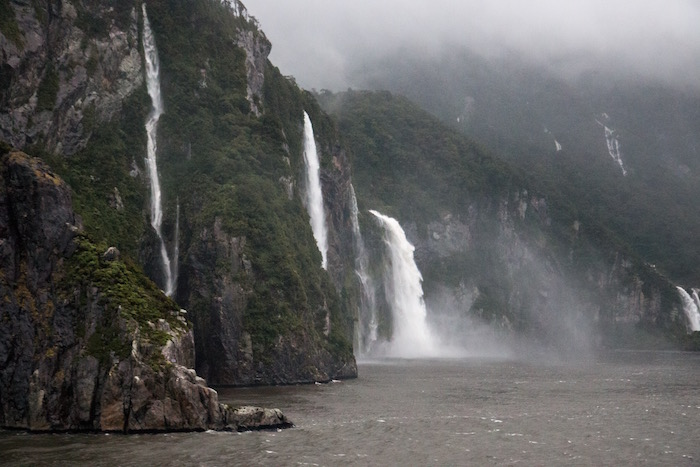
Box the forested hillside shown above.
[355,49,700,286]
[0,0,356,390]
[319,90,689,353]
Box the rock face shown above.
[2,0,357,390]
[0,1,143,155]
[222,405,293,431]
[395,191,682,354]
[0,148,290,432]
[180,145,359,386]
[230,0,270,116]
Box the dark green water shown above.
[2,351,699,465]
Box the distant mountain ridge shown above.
[319,89,693,353]
[353,48,700,286]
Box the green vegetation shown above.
[46,0,354,368]
[61,235,182,364]
[362,51,700,287]
[0,0,23,48]
[317,90,517,228]
[73,0,141,41]
[36,64,59,111]
[319,89,683,344]
[41,85,150,258]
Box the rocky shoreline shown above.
[0,148,291,433]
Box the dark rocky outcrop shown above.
[0,148,291,432]
[222,404,293,431]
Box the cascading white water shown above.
[676,286,700,332]
[302,111,328,269]
[603,125,627,176]
[143,5,175,296]
[595,117,627,176]
[692,289,700,313]
[370,210,436,357]
[349,185,377,355]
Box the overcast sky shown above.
[242,0,700,91]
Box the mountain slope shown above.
[319,90,686,353]
[0,0,357,386]
[353,48,700,286]
[0,146,227,432]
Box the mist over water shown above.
[368,210,437,357]
[364,210,504,360]
[359,209,584,362]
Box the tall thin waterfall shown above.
[302,111,328,269]
[349,185,377,355]
[143,5,175,296]
[370,210,435,357]
[677,286,700,332]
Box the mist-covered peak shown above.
[244,0,700,92]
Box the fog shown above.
[242,0,700,91]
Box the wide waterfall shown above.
[677,286,700,332]
[143,5,176,296]
[302,111,328,269]
[349,185,377,355]
[370,210,436,357]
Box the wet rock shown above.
[222,405,293,431]
[102,246,120,262]
[0,150,287,433]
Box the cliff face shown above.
[0,1,143,155]
[0,148,226,432]
[1,0,357,388]
[411,194,679,353]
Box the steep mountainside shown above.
[0,0,356,387]
[354,49,700,287]
[0,147,223,431]
[319,90,688,353]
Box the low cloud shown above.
[243,0,700,90]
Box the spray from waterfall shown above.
[349,185,377,355]
[677,286,700,332]
[369,210,436,357]
[302,111,328,269]
[143,4,176,296]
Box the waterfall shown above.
[370,210,436,357]
[676,286,700,332]
[302,111,328,269]
[143,4,176,296]
[692,289,700,313]
[603,125,627,176]
[349,185,377,355]
[595,117,627,176]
